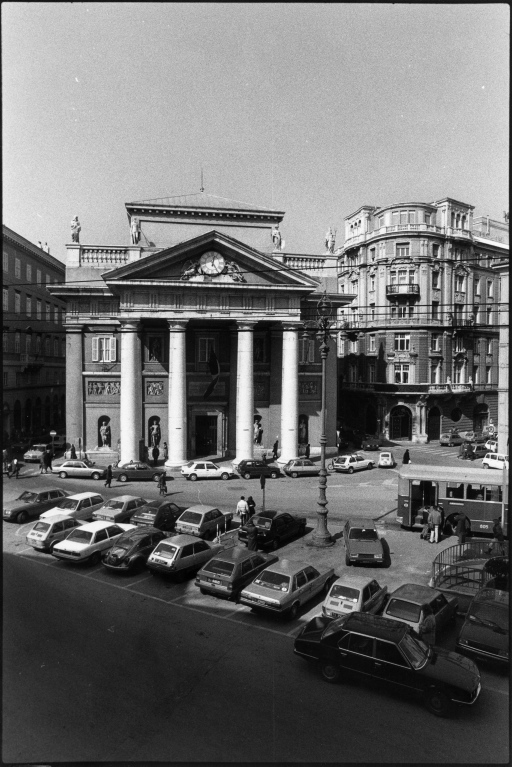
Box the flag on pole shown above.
[203,349,220,400]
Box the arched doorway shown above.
[427,406,441,441]
[390,405,412,440]
[473,403,489,432]
[366,405,377,435]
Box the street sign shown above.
[50,430,57,437]
[260,473,266,489]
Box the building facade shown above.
[49,193,352,467]
[2,226,66,443]
[336,198,508,443]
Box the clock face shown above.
[200,251,225,275]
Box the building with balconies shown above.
[336,198,508,443]
[2,226,66,444]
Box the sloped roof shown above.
[126,191,283,215]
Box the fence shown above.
[430,539,509,597]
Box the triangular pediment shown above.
[103,230,319,290]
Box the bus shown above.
[397,464,508,537]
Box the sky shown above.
[2,3,509,263]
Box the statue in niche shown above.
[271,224,282,251]
[299,417,308,444]
[150,421,161,447]
[100,419,111,448]
[149,337,162,361]
[71,216,81,243]
[130,217,141,244]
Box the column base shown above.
[165,459,189,471]
[305,532,336,548]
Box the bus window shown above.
[467,484,485,501]
[486,485,502,503]
[447,482,464,499]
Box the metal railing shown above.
[430,540,509,595]
[386,284,420,296]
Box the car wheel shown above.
[291,472,299,478]
[345,552,352,566]
[327,462,334,470]
[91,472,101,481]
[287,602,300,620]
[59,471,68,479]
[368,463,374,470]
[16,510,28,524]
[119,474,128,482]
[189,473,198,482]
[320,662,341,683]
[151,474,161,482]
[271,538,280,551]
[270,471,278,479]
[348,467,354,474]
[89,551,101,566]
[200,587,208,595]
[221,473,230,481]
[483,464,489,469]
[243,472,252,480]
[424,687,452,717]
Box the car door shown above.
[205,462,219,478]
[293,569,311,606]
[209,508,225,533]
[372,639,419,691]
[124,500,138,521]
[93,527,111,553]
[192,540,212,570]
[76,497,93,520]
[303,565,323,598]
[338,632,375,677]
[62,517,79,541]
[355,456,366,471]
[430,593,454,630]
[366,580,386,613]
[48,520,66,546]
[239,558,256,589]
[278,514,295,541]
[177,543,196,573]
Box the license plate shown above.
[211,579,220,585]
[255,599,266,605]
[153,558,167,565]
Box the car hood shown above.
[349,540,383,555]
[418,647,480,691]
[41,506,72,518]
[458,620,509,653]
[3,499,35,512]
[241,582,288,602]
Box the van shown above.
[26,514,84,552]
[40,491,105,521]
[482,453,509,470]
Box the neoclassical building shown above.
[50,192,351,467]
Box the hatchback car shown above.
[92,495,147,523]
[236,460,280,480]
[331,454,374,474]
[456,588,509,665]
[484,439,498,452]
[175,505,233,539]
[439,431,464,446]
[322,576,388,619]
[239,560,335,619]
[40,492,105,522]
[53,459,108,480]
[101,526,166,573]
[52,521,135,565]
[482,452,509,470]
[381,583,458,634]
[378,451,396,469]
[294,612,481,717]
[195,548,279,599]
[238,511,306,550]
[26,514,84,553]
[112,461,166,482]
[3,487,70,524]
[282,458,321,478]
[23,443,53,462]
[344,518,385,567]
[465,444,488,460]
[181,461,236,481]
[147,534,221,578]
[130,499,183,532]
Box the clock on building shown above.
[199,251,226,275]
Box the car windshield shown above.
[153,543,178,560]
[386,598,421,623]
[139,507,157,516]
[56,499,79,510]
[254,571,290,591]
[185,462,194,468]
[180,511,203,524]
[66,529,93,543]
[18,491,38,503]
[82,460,94,467]
[252,516,272,530]
[329,585,360,601]
[399,633,429,669]
[32,445,47,451]
[469,603,508,632]
[111,540,133,552]
[202,559,236,576]
[349,528,378,540]
[104,500,124,509]
[32,521,51,532]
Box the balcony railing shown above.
[386,284,420,296]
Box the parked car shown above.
[282,458,321,478]
[378,451,396,468]
[239,560,335,619]
[101,526,166,573]
[330,454,374,474]
[23,443,53,462]
[51,521,135,565]
[238,511,306,550]
[175,505,233,539]
[112,461,166,483]
[147,534,221,578]
[466,444,488,460]
[293,612,481,717]
[235,459,280,480]
[26,514,84,553]
[195,547,279,599]
[131,499,184,532]
[461,431,486,443]
[482,452,509,470]
[439,431,464,447]
[40,491,105,522]
[53,459,108,480]
[381,583,458,634]
[456,588,509,665]
[343,518,385,567]
[484,439,498,452]
[3,487,70,524]
[181,461,236,481]
[322,575,388,619]
[92,495,147,523]
[361,436,380,450]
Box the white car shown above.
[26,514,84,553]
[322,575,389,619]
[23,443,52,462]
[53,459,108,480]
[482,452,509,470]
[331,454,374,474]
[181,461,236,481]
[51,521,136,565]
[92,495,148,523]
[175,505,233,538]
[40,492,105,522]
[378,451,396,468]
[484,440,498,452]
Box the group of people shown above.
[39,449,53,474]
[4,456,21,479]
[236,496,259,549]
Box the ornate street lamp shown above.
[303,292,337,547]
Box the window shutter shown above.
[109,337,117,362]
[92,337,99,362]
[308,340,315,363]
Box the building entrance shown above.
[427,406,441,441]
[390,405,412,440]
[195,415,218,457]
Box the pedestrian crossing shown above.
[401,445,459,458]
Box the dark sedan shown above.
[456,588,509,664]
[238,511,306,550]
[344,518,385,567]
[3,488,71,524]
[102,526,166,573]
[294,612,481,717]
[131,499,184,532]
[112,461,166,483]
[236,460,280,480]
[195,547,279,599]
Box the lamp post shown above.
[304,293,336,547]
[49,429,57,458]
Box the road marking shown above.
[126,574,152,586]
[484,685,509,696]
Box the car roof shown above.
[340,613,409,641]
[254,510,278,519]
[389,583,439,603]
[158,534,209,547]
[104,495,144,503]
[77,520,124,531]
[473,588,509,606]
[207,547,263,563]
[182,505,218,514]
[262,559,314,576]
[118,526,162,540]
[66,491,104,500]
[346,518,377,529]
[36,514,77,524]
[29,487,67,494]
[330,575,382,590]
[138,499,176,509]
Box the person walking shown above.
[454,512,467,545]
[104,464,113,488]
[247,496,256,519]
[158,473,167,496]
[272,438,279,462]
[305,443,311,460]
[12,458,20,479]
[151,445,159,466]
[428,505,442,544]
[419,605,436,647]
[402,449,411,465]
[70,444,77,460]
[488,518,505,556]
[163,442,168,461]
[39,453,45,474]
[46,450,53,474]
[246,519,258,551]
[236,496,249,526]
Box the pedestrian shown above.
[402,449,411,465]
[104,464,113,488]
[454,512,467,545]
[12,458,20,479]
[236,496,249,526]
[163,442,168,461]
[247,496,256,518]
[487,518,505,556]
[45,450,53,473]
[272,437,279,462]
[2,448,8,474]
[152,445,159,466]
[420,521,430,541]
[39,453,45,474]
[70,444,77,460]
[6,460,13,479]
[246,519,258,551]
[428,504,442,544]
[158,473,167,496]
[305,443,311,460]
[419,605,436,647]
[458,442,465,459]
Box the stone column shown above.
[119,321,142,464]
[278,323,300,464]
[166,320,189,468]
[66,325,84,455]
[234,322,255,465]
